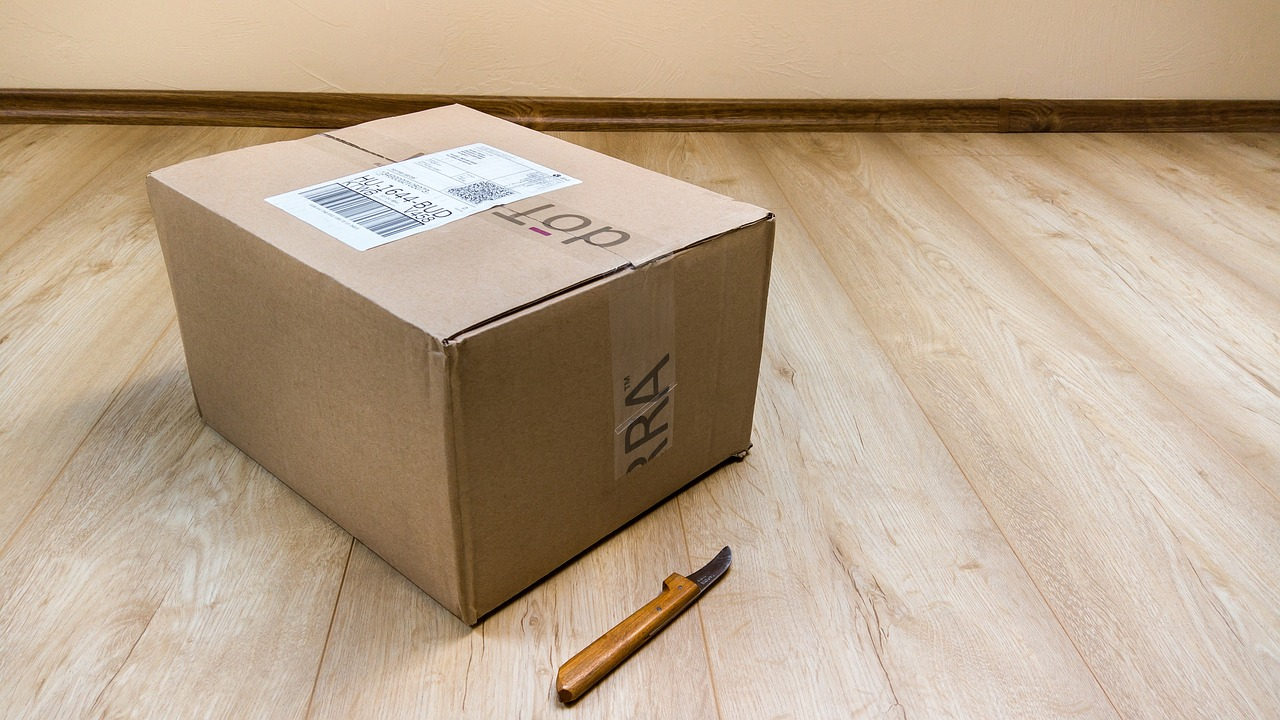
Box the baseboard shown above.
[2,90,1277,131]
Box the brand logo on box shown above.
[491,202,631,247]
[621,354,672,473]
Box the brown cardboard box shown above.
[147,105,774,624]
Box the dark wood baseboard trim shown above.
[1003,99,1280,132]
[2,90,1277,131]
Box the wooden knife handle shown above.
[556,572,700,703]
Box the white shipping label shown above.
[266,143,580,251]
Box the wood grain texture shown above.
[1,125,1277,719]
[890,132,1048,157]
[0,90,1002,131]
[756,132,1280,718]
[0,327,349,718]
[0,124,145,257]
[4,90,1279,132]
[1011,133,1280,305]
[580,131,1118,719]
[1152,133,1280,201]
[0,126,312,551]
[1199,133,1280,193]
[899,133,1280,487]
[307,506,718,719]
[1003,100,1280,132]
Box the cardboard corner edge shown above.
[440,339,483,626]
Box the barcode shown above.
[446,180,514,205]
[301,184,424,238]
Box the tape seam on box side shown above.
[608,258,677,479]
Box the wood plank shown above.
[586,131,1118,718]
[0,326,349,717]
[1131,133,1280,203]
[1206,133,1280,186]
[0,126,312,549]
[307,505,716,719]
[756,133,1280,718]
[900,134,1280,488]
[891,132,1047,157]
[1226,132,1280,153]
[1008,133,1280,305]
[1136,133,1280,212]
[85,344,353,718]
[0,124,147,257]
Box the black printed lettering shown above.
[542,213,591,233]
[625,354,670,407]
[627,438,668,473]
[490,203,554,226]
[624,396,670,453]
[565,225,630,248]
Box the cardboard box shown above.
[147,105,774,624]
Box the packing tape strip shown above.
[476,200,677,479]
[608,259,676,479]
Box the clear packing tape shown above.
[479,197,677,479]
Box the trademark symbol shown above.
[622,354,672,474]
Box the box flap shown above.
[149,104,768,341]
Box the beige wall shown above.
[3,0,1277,98]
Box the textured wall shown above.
[3,0,1278,98]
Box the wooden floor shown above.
[1,125,1278,719]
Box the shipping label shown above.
[267,143,579,251]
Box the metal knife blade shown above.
[687,546,732,595]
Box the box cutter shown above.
[555,546,733,703]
